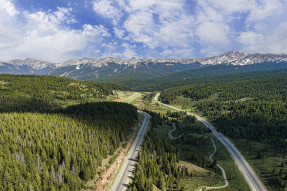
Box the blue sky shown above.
[0,0,287,62]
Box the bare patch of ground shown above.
[83,125,139,191]
[114,98,124,102]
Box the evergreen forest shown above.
[0,75,137,191]
[159,75,287,143]
[129,111,221,191]
[159,75,287,190]
[0,74,128,112]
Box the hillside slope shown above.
[158,75,287,190]
[99,62,287,91]
[0,74,138,191]
[0,74,128,112]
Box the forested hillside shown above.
[0,74,128,112]
[137,68,287,91]
[0,102,137,190]
[159,75,287,142]
[96,62,287,91]
[159,76,287,190]
[128,112,193,191]
[129,111,233,190]
[0,74,138,190]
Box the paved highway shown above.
[110,111,150,191]
[155,93,267,191]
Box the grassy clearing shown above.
[52,91,134,108]
[106,90,134,100]
[166,93,287,190]
[154,123,223,190]
[178,161,209,174]
[129,92,178,114]
[154,93,251,190]
[122,92,142,103]
[170,93,219,111]
[127,92,253,190]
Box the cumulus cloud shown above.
[93,0,123,24]
[0,2,111,62]
[193,0,287,56]
[237,0,287,54]
[1,0,287,61]
[120,0,196,57]
[239,32,265,52]
[197,22,230,45]
[124,11,156,47]
[0,0,18,16]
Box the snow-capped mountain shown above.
[48,58,202,80]
[197,51,287,65]
[0,58,57,75]
[1,51,287,78]
[0,58,80,75]
[8,58,56,69]
[197,51,248,65]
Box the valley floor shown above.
[123,92,252,191]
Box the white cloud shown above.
[1,0,287,61]
[123,48,137,58]
[93,0,122,24]
[193,0,287,56]
[0,5,111,62]
[10,23,110,61]
[124,11,156,48]
[204,0,252,15]
[197,22,230,46]
[89,0,287,58]
[113,27,125,39]
[120,0,196,57]
[239,32,265,52]
[236,0,287,54]
[0,0,18,16]
[239,23,287,54]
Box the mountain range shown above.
[1,51,287,80]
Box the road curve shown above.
[169,123,183,139]
[202,138,229,190]
[171,123,228,190]
[154,93,267,191]
[110,111,150,191]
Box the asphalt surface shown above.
[155,93,267,191]
[110,111,150,191]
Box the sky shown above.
[0,0,287,62]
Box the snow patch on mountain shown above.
[1,51,287,76]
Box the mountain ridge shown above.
[1,51,287,78]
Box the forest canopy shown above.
[0,74,129,112]
[159,75,287,145]
[0,75,137,190]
